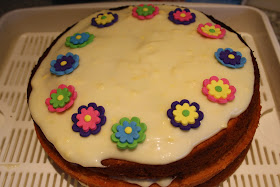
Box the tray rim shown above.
[0,3,280,186]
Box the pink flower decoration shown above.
[132,4,159,20]
[173,10,193,22]
[45,84,77,113]
[76,107,101,132]
[202,76,236,104]
[197,23,226,39]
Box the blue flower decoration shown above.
[65,32,95,48]
[70,33,90,44]
[115,121,141,144]
[168,8,196,25]
[111,117,147,149]
[215,48,247,68]
[50,52,79,76]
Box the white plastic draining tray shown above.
[0,2,280,187]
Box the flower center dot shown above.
[143,8,148,11]
[209,29,216,33]
[84,115,92,122]
[75,35,82,40]
[57,95,64,101]
[125,127,132,134]
[60,61,67,66]
[215,86,222,92]
[182,110,190,117]
[180,13,186,17]
[101,15,107,19]
[228,54,235,59]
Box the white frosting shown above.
[29,5,254,167]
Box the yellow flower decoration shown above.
[173,103,199,125]
[201,25,221,36]
[95,13,115,25]
[207,79,231,99]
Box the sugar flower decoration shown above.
[168,8,196,25]
[50,52,79,76]
[72,103,106,137]
[215,48,247,68]
[167,99,204,131]
[111,117,147,149]
[91,12,118,28]
[197,23,226,39]
[45,84,77,113]
[132,4,159,20]
[202,76,236,104]
[65,32,95,48]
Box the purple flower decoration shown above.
[91,12,118,28]
[50,52,79,76]
[215,48,247,68]
[72,103,106,137]
[167,99,204,131]
[168,8,196,25]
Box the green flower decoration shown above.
[111,117,147,150]
[50,88,72,108]
[65,32,95,49]
[136,5,155,16]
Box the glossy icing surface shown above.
[29,5,254,167]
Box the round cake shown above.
[27,4,261,187]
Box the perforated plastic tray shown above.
[0,2,280,187]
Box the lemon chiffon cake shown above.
[27,4,261,187]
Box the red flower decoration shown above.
[132,4,159,20]
[76,107,101,132]
[45,84,77,113]
[202,76,236,104]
